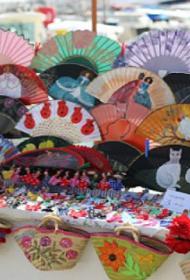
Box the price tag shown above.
[161,190,190,213]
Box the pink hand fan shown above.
[0,30,34,66]
[0,65,48,105]
[16,100,101,144]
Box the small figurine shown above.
[48,170,62,193]
[70,171,80,193]
[60,171,70,188]
[78,171,90,193]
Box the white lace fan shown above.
[124,29,190,76]
[16,100,101,144]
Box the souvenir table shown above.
[0,28,190,280]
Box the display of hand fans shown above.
[124,29,190,76]
[31,30,121,73]
[127,145,190,194]
[164,73,190,95]
[0,96,28,134]
[39,63,98,108]
[95,141,140,172]
[0,135,18,164]
[17,136,70,152]
[4,148,84,170]
[16,100,101,144]
[67,145,112,172]
[0,64,48,105]
[135,104,190,147]
[89,67,175,141]
[0,29,34,66]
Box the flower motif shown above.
[4,98,14,108]
[66,249,78,260]
[41,39,58,56]
[21,236,32,249]
[40,236,52,247]
[73,30,96,49]
[60,238,73,249]
[99,241,126,272]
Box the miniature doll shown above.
[41,169,50,192]
[60,170,70,189]
[11,167,21,187]
[69,171,80,194]
[97,173,111,198]
[78,171,90,193]
[48,170,62,193]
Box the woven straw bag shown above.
[91,223,172,280]
[180,260,190,280]
[14,214,89,271]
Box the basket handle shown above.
[38,214,64,232]
[0,219,12,229]
[114,223,140,243]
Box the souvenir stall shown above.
[0,12,190,280]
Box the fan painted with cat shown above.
[127,145,190,194]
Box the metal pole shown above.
[92,0,97,33]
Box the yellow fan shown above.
[135,104,190,147]
[87,67,175,108]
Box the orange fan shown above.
[0,64,48,105]
[135,104,190,147]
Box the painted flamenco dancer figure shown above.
[107,73,153,139]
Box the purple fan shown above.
[125,29,190,77]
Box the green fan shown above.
[31,30,121,73]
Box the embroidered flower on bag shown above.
[21,236,32,249]
[66,249,78,260]
[60,238,73,249]
[40,236,52,247]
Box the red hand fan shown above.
[67,145,112,172]
[0,65,48,105]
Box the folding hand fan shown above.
[90,104,124,139]
[0,96,28,134]
[87,67,175,106]
[17,136,70,152]
[0,135,18,164]
[127,145,190,194]
[0,64,48,105]
[91,103,148,151]
[31,30,121,73]
[95,141,140,172]
[4,148,84,170]
[164,73,190,95]
[15,100,101,144]
[39,63,98,109]
[135,104,190,147]
[67,145,112,172]
[124,29,190,76]
[0,29,34,66]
